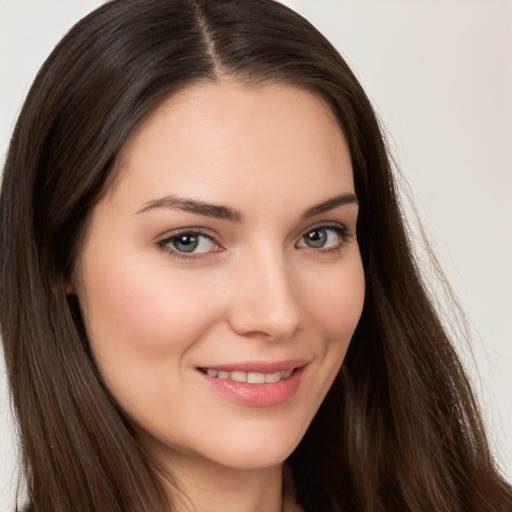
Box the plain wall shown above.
[1,0,510,510]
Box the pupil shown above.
[173,234,198,252]
[306,229,326,248]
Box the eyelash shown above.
[156,229,220,261]
[156,224,351,261]
[296,224,350,256]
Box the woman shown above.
[0,0,510,511]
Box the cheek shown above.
[300,257,364,406]
[76,248,228,418]
[77,256,226,427]
[81,258,217,355]
[303,257,365,347]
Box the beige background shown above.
[1,1,511,509]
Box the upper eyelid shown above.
[296,224,350,243]
[297,221,351,237]
[156,222,348,237]
[156,227,219,244]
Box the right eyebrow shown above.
[135,194,243,222]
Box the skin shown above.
[73,81,365,512]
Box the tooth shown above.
[264,372,281,383]
[248,372,265,384]
[230,371,247,382]
[206,368,294,382]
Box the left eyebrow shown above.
[302,193,358,219]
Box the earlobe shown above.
[66,267,81,296]
[65,275,77,296]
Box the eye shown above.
[157,231,220,257]
[296,225,349,250]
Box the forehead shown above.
[110,80,353,214]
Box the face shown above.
[74,81,365,472]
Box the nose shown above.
[226,249,302,341]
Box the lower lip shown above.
[198,366,307,407]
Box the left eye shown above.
[297,226,347,249]
[159,232,218,254]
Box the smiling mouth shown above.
[199,368,294,384]
[197,362,308,406]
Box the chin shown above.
[204,425,307,470]
[208,445,296,471]
[156,423,305,472]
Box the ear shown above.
[65,274,77,296]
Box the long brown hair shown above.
[1,1,510,511]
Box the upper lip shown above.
[197,359,309,373]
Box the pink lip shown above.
[197,360,309,407]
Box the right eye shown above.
[157,231,221,258]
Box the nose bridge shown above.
[228,245,301,340]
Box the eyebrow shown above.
[136,195,242,222]
[136,192,358,221]
[301,193,358,219]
